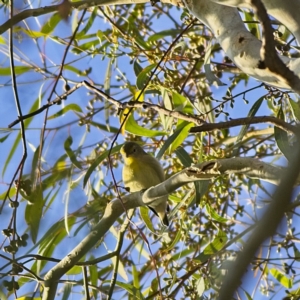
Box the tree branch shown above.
[184,0,300,91]
[42,157,289,299]
[190,116,298,135]
[0,0,182,35]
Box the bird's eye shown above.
[133,148,136,152]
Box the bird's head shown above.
[120,142,146,158]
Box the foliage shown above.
[0,1,300,300]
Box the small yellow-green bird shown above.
[121,142,169,226]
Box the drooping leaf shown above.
[76,7,97,38]
[124,113,166,137]
[48,104,83,120]
[64,136,82,169]
[25,184,44,243]
[156,121,193,159]
[288,97,300,122]
[274,105,293,161]
[41,13,61,34]
[232,95,265,156]
[3,94,41,177]
[140,206,155,232]
[136,64,156,90]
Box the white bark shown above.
[183,0,300,91]
[211,0,300,43]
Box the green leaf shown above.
[148,29,184,43]
[0,66,31,76]
[62,284,72,300]
[244,290,253,300]
[29,217,76,271]
[172,91,194,114]
[3,95,41,177]
[164,224,182,252]
[76,7,97,38]
[232,95,264,156]
[0,134,10,143]
[83,144,123,188]
[41,13,61,34]
[274,105,293,161]
[140,206,155,232]
[244,11,261,39]
[206,204,229,223]
[175,147,193,167]
[203,230,227,254]
[125,113,166,137]
[114,281,145,299]
[132,264,140,289]
[66,266,82,275]
[133,60,143,77]
[156,121,193,159]
[136,63,156,90]
[71,39,100,54]
[194,181,210,206]
[270,268,292,288]
[288,97,300,121]
[25,185,44,243]
[195,230,228,262]
[15,26,49,38]
[48,104,82,120]
[104,58,113,130]
[89,261,98,299]
[196,277,205,297]
[64,136,82,169]
[64,65,91,76]
[170,121,194,152]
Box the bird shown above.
[120,141,169,226]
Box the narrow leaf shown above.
[41,13,61,34]
[48,104,82,120]
[64,136,82,169]
[125,114,166,137]
[232,95,264,156]
[270,268,292,288]
[136,64,156,90]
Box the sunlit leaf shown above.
[270,268,292,288]
[124,113,166,137]
[41,13,61,34]
[140,206,155,232]
[136,64,156,90]
[206,204,229,223]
